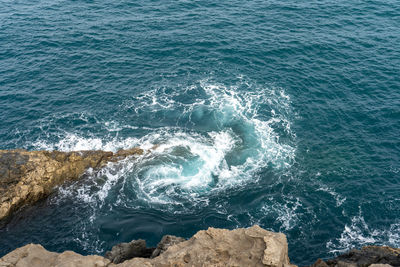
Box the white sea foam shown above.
[317,185,347,207]
[327,209,400,254]
[32,130,141,152]
[35,78,296,210]
[259,196,305,231]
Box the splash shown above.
[327,209,400,254]
[37,78,296,209]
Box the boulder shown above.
[138,225,296,267]
[0,148,143,221]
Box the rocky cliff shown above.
[0,225,297,267]
[0,148,143,221]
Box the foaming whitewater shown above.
[36,78,296,208]
[326,209,400,254]
[31,78,296,252]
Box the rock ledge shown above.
[0,148,143,221]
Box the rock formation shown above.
[105,239,155,264]
[0,244,110,267]
[104,235,186,264]
[311,246,400,267]
[150,235,186,258]
[0,225,297,267]
[0,148,143,221]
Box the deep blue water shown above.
[1,0,400,265]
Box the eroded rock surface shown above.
[0,225,297,267]
[104,235,186,264]
[0,244,110,267]
[150,235,186,258]
[311,246,400,267]
[105,239,154,264]
[138,225,296,267]
[0,148,143,221]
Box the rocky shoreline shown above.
[1,226,399,267]
[0,225,296,267]
[0,149,399,267]
[0,148,143,221]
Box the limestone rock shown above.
[150,235,186,258]
[139,225,296,267]
[105,239,154,264]
[0,148,143,221]
[0,244,110,267]
[104,235,185,263]
[0,225,297,267]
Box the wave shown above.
[29,78,296,221]
[36,78,296,207]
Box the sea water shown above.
[0,0,399,265]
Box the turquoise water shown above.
[0,0,400,265]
